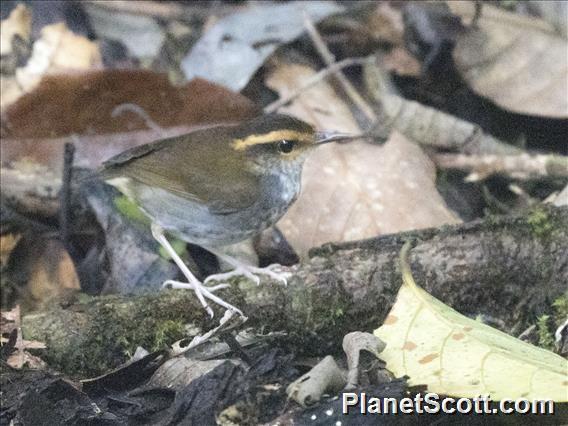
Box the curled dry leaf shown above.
[450,2,568,118]
[375,243,568,401]
[342,331,386,389]
[267,63,459,257]
[286,355,346,407]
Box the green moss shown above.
[527,206,554,240]
[552,294,568,324]
[30,291,201,377]
[151,319,186,351]
[536,314,555,351]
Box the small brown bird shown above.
[100,114,350,316]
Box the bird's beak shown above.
[314,131,362,145]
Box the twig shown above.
[303,14,377,123]
[264,58,368,114]
[112,103,163,133]
[220,332,252,365]
[433,152,568,181]
[59,143,77,259]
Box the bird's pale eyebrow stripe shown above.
[232,130,313,151]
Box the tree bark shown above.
[22,205,567,376]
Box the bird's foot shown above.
[162,280,243,317]
[204,264,290,286]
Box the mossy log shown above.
[22,205,567,376]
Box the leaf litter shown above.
[1,1,567,424]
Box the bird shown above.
[99,113,351,317]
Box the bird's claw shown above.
[161,280,242,318]
[205,264,290,287]
[205,267,260,286]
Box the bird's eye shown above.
[278,140,296,154]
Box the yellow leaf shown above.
[375,242,568,401]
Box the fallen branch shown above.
[21,205,567,376]
[433,152,568,181]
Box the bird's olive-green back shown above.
[100,125,259,214]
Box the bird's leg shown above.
[204,248,291,286]
[151,223,243,317]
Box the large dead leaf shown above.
[1,70,259,215]
[182,1,343,91]
[267,63,459,257]
[450,2,568,118]
[2,70,258,139]
[375,243,568,401]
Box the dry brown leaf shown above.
[366,1,405,46]
[2,20,102,109]
[23,238,80,310]
[1,305,47,369]
[450,2,568,118]
[266,62,361,133]
[0,233,21,267]
[3,70,259,139]
[381,46,422,77]
[0,4,31,56]
[0,4,32,107]
[267,63,459,257]
[7,350,47,369]
[0,306,20,336]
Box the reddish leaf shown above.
[1,69,259,215]
[2,69,259,139]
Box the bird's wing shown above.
[99,130,260,214]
